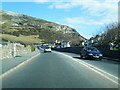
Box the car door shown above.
[81,47,87,56]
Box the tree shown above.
[94,22,119,46]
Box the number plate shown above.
[94,56,99,58]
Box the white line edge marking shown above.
[1,51,119,86]
[54,51,120,85]
[0,53,40,79]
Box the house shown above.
[55,40,71,48]
[61,41,70,48]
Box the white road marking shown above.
[54,51,120,86]
[1,50,119,86]
[0,53,40,79]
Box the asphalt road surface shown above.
[2,50,119,88]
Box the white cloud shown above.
[1,0,33,2]
[57,0,118,30]
[48,0,119,16]
[34,0,118,23]
[1,0,65,2]
[34,0,53,3]
[33,0,66,3]
[62,17,104,25]
[33,0,119,3]
[34,0,49,2]
[48,2,81,9]
[61,15,117,32]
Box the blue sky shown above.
[1,0,119,39]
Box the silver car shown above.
[44,47,51,53]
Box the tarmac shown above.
[0,48,119,77]
[103,57,120,62]
[1,48,40,75]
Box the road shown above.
[2,49,119,88]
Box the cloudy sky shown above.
[1,0,119,39]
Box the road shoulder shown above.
[0,49,40,78]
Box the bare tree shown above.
[94,22,119,46]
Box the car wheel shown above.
[84,55,88,59]
[80,55,83,59]
[80,53,83,59]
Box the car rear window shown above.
[45,47,50,49]
[86,47,99,52]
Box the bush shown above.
[31,45,35,52]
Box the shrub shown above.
[31,45,35,52]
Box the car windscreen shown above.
[45,47,50,49]
[86,47,99,52]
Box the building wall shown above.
[61,42,70,48]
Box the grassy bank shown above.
[0,34,43,45]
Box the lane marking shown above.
[54,51,120,86]
[0,53,40,79]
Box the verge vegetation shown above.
[0,34,43,45]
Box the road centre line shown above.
[54,51,120,85]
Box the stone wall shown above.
[0,42,31,59]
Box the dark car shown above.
[80,46,103,60]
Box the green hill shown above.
[0,10,86,45]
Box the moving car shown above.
[44,47,51,53]
[80,46,103,60]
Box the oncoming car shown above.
[44,47,51,53]
[80,46,103,60]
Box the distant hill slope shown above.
[0,10,86,45]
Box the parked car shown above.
[80,46,103,60]
[44,47,51,53]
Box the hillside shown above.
[0,10,86,45]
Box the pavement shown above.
[1,48,40,74]
[103,57,120,62]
